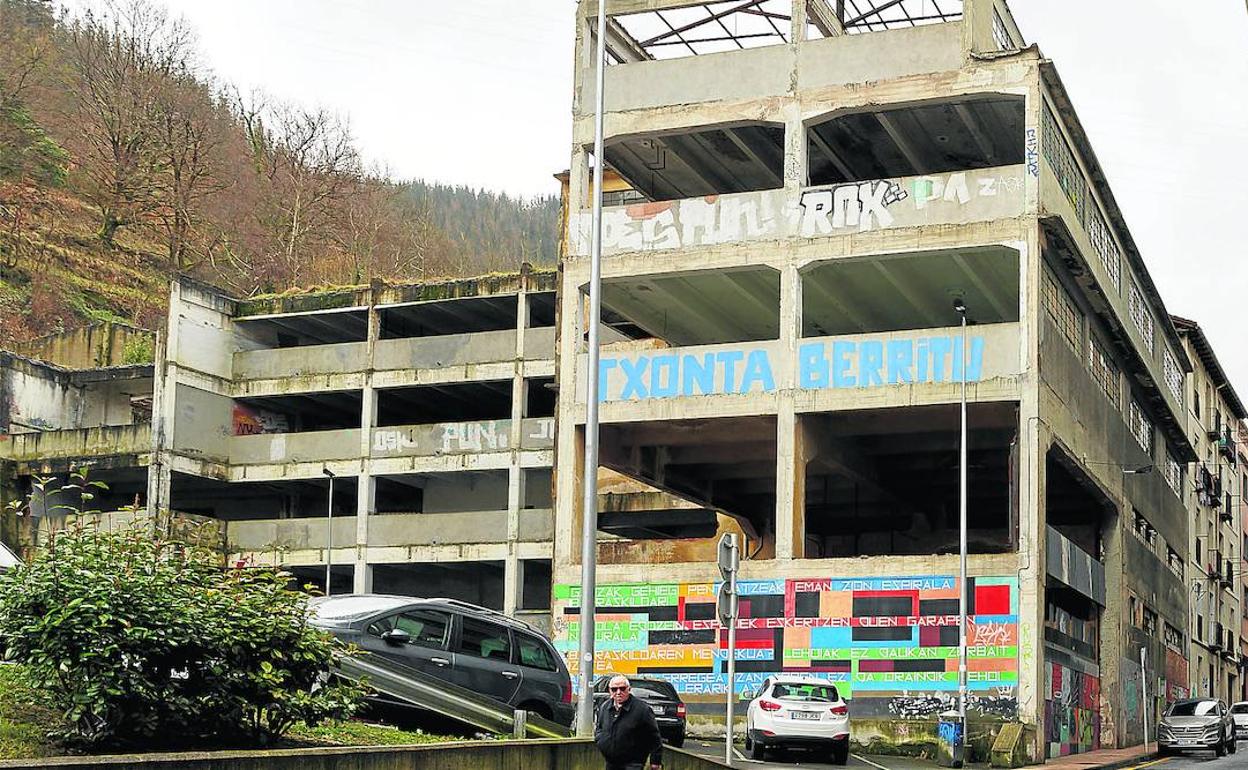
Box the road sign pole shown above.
[719,533,740,765]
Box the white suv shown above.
[744,675,850,764]
[1231,702,1248,738]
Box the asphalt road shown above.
[1152,740,1248,770]
[683,738,946,770]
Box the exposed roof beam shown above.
[870,262,946,327]
[668,133,744,193]
[643,278,756,343]
[808,126,856,180]
[603,18,650,63]
[953,103,996,163]
[844,0,907,26]
[806,0,845,36]
[640,0,766,47]
[723,128,784,187]
[950,252,1011,320]
[715,271,781,330]
[874,112,930,175]
[802,272,873,333]
[609,142,690,200]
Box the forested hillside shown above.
[0,0,559,346]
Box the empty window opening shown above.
[802,247,1019,337]
[1045,586,1099,664]
[172,473,359,521]
[234,309,368,349]
[1046,450,1114,557]
[524,468,553,510]
[527,292,557,328]
[597,416,777,541]
[374,471,508,515]
[599,267,781,347]
[598,122,784,203]
[807,95,1024,186]
[376,381,512,427]
[24,467,149,518]
[521,559,553,611]
[234,391,362,434]
[379,295,518,340]
[372,562,505,610]
[288,565,354,597]
[802,402,1018,558]
[526,378,556,418]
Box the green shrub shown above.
[0,485,364,749]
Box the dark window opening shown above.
[376,381,512,427]
[379,295,518,340]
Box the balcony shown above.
[1219,429,1237,464]
[1223,559,1235,589]
[1208,552,1223,580]
[1,423,152,466]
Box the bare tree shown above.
[0,0,55,107]
[149,75,226,270]
[240,96,362,285]
[65,0,197,245]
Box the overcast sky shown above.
[67,0,1248,393]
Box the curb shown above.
[1044,752,1159,770]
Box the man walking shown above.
[594,674,663,770]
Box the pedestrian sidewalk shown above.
[1043,745,1157,770]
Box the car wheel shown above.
[832,741,850,765]
[750,738,766,760]
[1216,739,1227,757]
[669,733,685,748]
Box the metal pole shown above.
[726,539,738,766]
[324,469,334,596]
[576,0,609,737]
[1141,647,1148,749]
[957,302,969,736]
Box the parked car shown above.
[1231,702,1248,739]
[592,675,687,747]
[744,675,849,764]
[1158,698,1237,756]
[308,594,574,726]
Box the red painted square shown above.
[974,585,1010,615]
[919,625,943,647]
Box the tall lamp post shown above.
[323,467,335,596]
[954,299,969,749]
[576,0,610,737]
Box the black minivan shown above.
[309,594,574,726]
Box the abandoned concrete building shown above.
[0,0,1244,762]
[549,0,1231,759]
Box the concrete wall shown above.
[171,385,231,461]
[13,322,154,369]
[233,342,368,381]
[2,424,150,463]
[374,330,518,371]
[0,358,136,433]
[570,167,1028,258]
[0,739,726,770]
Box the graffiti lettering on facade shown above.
[1026,128,1040,178]
[232,403,288,435]
[577,169,1025,254]
[442,421,507,452]
[1045,659,1099,758]
[553,575,1018,716]
[596,337,985,402]
[370,418,554,455]
[799,180,908,235]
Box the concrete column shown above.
[782,106,807,194]
[146,283,181,519]
[554,276,586,573]
[504,292,529,616]
[354,299,380,594]
[1099,503,1125,747]
[774,263,804,559]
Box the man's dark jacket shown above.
[594,695,663,768]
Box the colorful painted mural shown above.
[1044,659,1100,758]
[553,575,1019,717]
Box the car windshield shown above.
[632,681,678,700]
[1169,701,1219,717]
[311,596,409,621]
[772,683,838,702]
[1232,704,1248,715]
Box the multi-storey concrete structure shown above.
[1171,317,1246,703]
[552,0,1196,758]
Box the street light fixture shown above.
[954,298,969,760]
[323,467,335,596]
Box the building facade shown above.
[1171,317,1246,703]
[552,0,1196,758]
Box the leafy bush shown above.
[0,487,364,748]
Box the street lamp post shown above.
[323,467,335,596]
[575,0,610,738]
[954,299,969,747]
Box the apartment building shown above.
[551,0,1195,758]
[1171,317,1246,703]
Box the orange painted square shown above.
[821,590,852,618]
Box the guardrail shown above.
[334,654,571,739]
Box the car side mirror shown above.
[381,628,411,646]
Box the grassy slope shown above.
[0,664,461,759]
[0,191,180,343]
